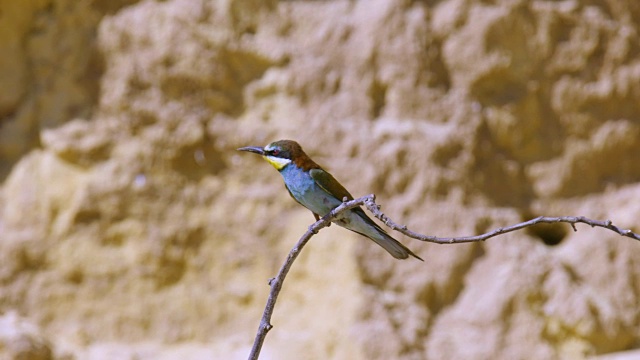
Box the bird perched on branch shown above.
[238,140,422,261]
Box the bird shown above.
[238,139,422,261]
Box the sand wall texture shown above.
[1,0,639,359]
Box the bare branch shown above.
[360,195,640,243]
[248,194,639,359]
[248,197,371,360]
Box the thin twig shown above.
[248,194,639,359]
[247,197,371,360]
[360,195,640,243]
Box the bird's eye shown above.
[272,149,280,156]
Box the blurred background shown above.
[1,0,639,359]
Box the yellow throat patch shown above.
[263,155,291,170]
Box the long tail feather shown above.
[346,208,423,261]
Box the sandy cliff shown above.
[1,0,639,359]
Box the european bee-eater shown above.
[238,140,422,261]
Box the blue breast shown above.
[280,165,341,216]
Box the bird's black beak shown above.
[237,146,265,155]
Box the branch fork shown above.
[247,194,639,359]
